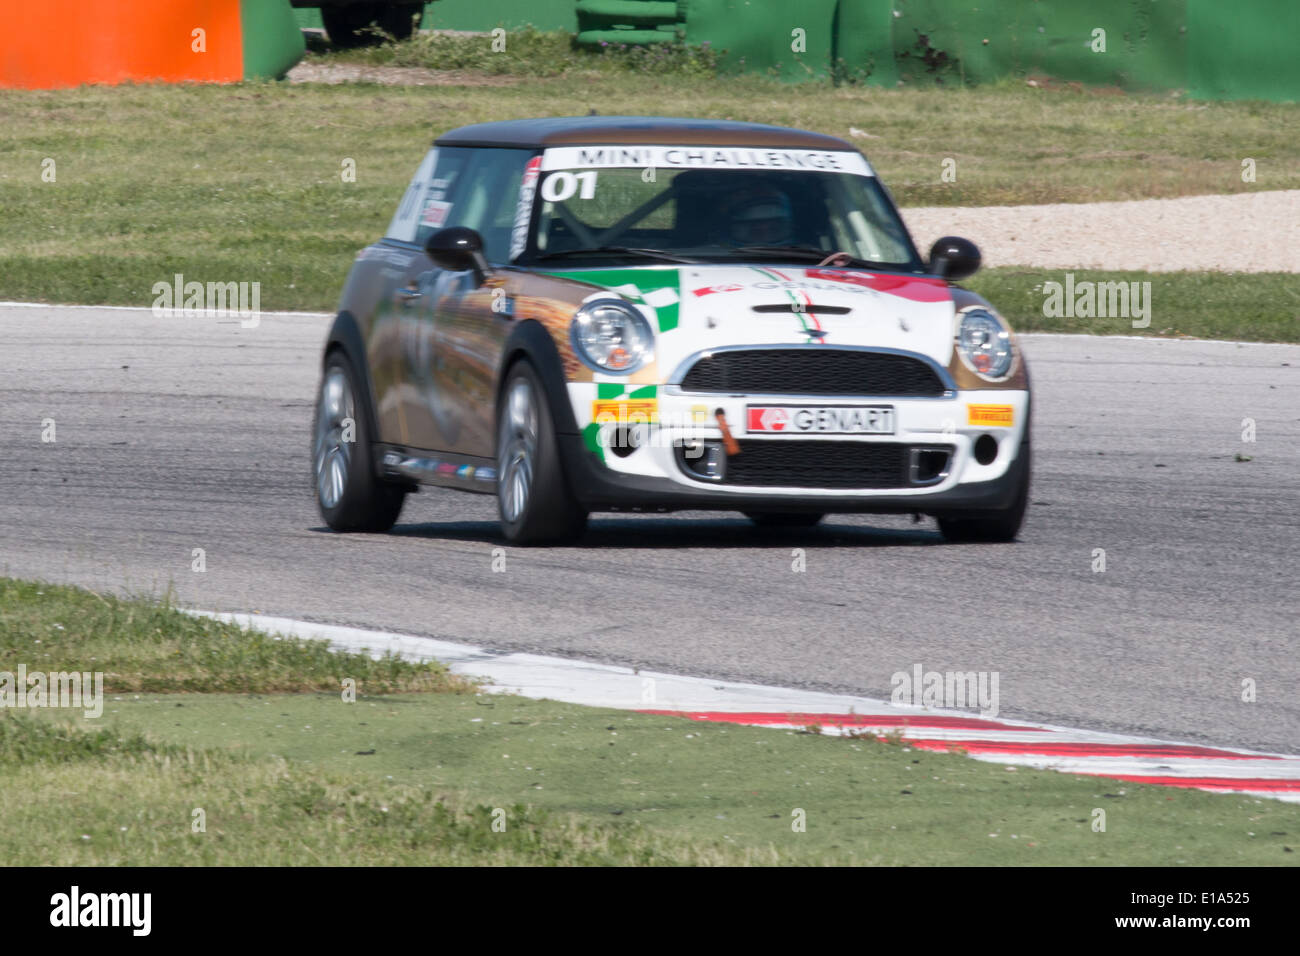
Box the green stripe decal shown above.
[748,264,818,337]
[543,268,682,333]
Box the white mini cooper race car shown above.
[313,116,1030,544]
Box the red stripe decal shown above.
[805,268,951,302]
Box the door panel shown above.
[363,245,433,447]
[400,265,473,451]
[399,146,538,456]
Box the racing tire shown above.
[936,442,1030,543]
[745,512,825,528]
[313,350,406,532]
[496,360,588,545]
[322,3,422,48]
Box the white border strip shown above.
[185,610,1300,802]
[0,301,333,319]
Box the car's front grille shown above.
[679,349,947,396]
[708,441,953,489]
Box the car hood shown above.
[543,263,956,380]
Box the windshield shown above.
[519,153,922,271]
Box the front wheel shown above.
[936,443,1030,543]
[496,361,587,545]
[313,351,405,531]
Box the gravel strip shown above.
[286,61,516,87]
[903,190,1300,273]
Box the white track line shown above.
[185,610,1300,803]
[0,301,334,319]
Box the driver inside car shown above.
[718,185,796,246]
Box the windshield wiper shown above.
[532,247,699,264]
[726,245,873,267]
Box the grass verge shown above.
[0,715,750,865]
[3,581,1298,865]
[971,269,1300,343]
[0,76,1296,322]
[0,578,465,695]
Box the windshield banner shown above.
[540,146,873,177]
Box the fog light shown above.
[909,447,953,486]
[974,434,999,465]
[676,439,725,481]
[607,426,645,458]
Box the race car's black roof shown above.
[434,115,855,151]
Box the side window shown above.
[386,148,438,243]
[414,147,534,264]
[413,147,473,245]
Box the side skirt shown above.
[375,443,498,495]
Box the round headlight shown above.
[571,298,655,374]
[956,308,1014,380]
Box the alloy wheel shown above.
[498,377,539,523]
[314,366,355,510]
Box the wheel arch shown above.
[495,319,580,438]
[323,310,385,478]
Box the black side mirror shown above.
[928,236,981,281]
[425,226,490,284]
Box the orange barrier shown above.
[2,0,243,88]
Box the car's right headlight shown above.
[955,307,1015,381]
[570,298,655,374]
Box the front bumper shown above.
[562,384,1030,514]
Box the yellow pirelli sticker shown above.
[591,399,658,424]
[967,404,1015,427]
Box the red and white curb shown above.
[189,611,1300,803]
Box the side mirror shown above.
[928,236,981,281]
[425,227,490,284]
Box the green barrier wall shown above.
[682,0,839,79]
[836,0,1298,100]
[1187,0,1300,101]
[244,0,307,79]
[832,0,897,85]
[882,0,1188,89]
[289,0,1299,101]
[576,0,683,46]
[293,1,576,31]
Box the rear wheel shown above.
[936,443,1030,543]
[322,3,422,48]
[744,512,824,528]
[313,351,405,531]
[497,361,587,545]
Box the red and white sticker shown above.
[509,155,543,260]
[746,405,895,435]
[692,283,745,297]
[420,199,452,228]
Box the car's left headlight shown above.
[955,307,1015,380]
[570,298,655,374]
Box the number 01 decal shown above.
[540,170,597,202]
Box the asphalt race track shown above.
[2,305,1296,753]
